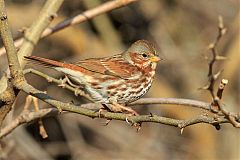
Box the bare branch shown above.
[205,16,227,97]
[203,16,240,128]
[24,68,92,101]
[0,103,232,139]
[0,0,138,57]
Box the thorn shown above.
[149,112,153,117]
[214,124,221,130]
[180,128,184,135]
[218,16,224,29]
[18,27,27,34]
[204,55,209,60]
[103,119,111,126]
[216,55,227,61]
[213,70,223,80]
[221,28,227,35]
[198,84,209,90]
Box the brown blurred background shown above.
[0,0,239,159]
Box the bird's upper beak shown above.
[150,56,161,62]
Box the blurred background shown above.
[0,0,239,159]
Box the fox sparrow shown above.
[25,40,161,115]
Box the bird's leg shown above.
[59,75,89,98]
[109,102,141,130]
[101,104,112,112]
[109,101,139,116]
[60,75,80,88]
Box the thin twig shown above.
[32,96,48,138]
[0,0,138,56]
[24,68,92,101]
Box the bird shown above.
[25,40,161,115]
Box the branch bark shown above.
[0,0,21,127]
[0,101,232,139]
[0,0,64,127]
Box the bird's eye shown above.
[142,53,148,58]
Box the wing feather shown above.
[76,56,140,79]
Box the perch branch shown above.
[0,101,232,139]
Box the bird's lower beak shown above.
[150,56,161,62]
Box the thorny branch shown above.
[203,16,240,128]
[0,101,231,139]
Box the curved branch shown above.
[131,98,210,110]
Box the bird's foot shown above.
[110,101,139,116]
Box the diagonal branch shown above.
[17,0,64,67]
[0,0,138,57]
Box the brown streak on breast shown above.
[119,87,127,91]
[142,65,154,76]
[140,78,147,83]
[132,84,141,89]
[143,81,150,88]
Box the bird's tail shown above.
[24,56,66,68]
[24,56,87,74]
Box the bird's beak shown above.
[150,56,161,62]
